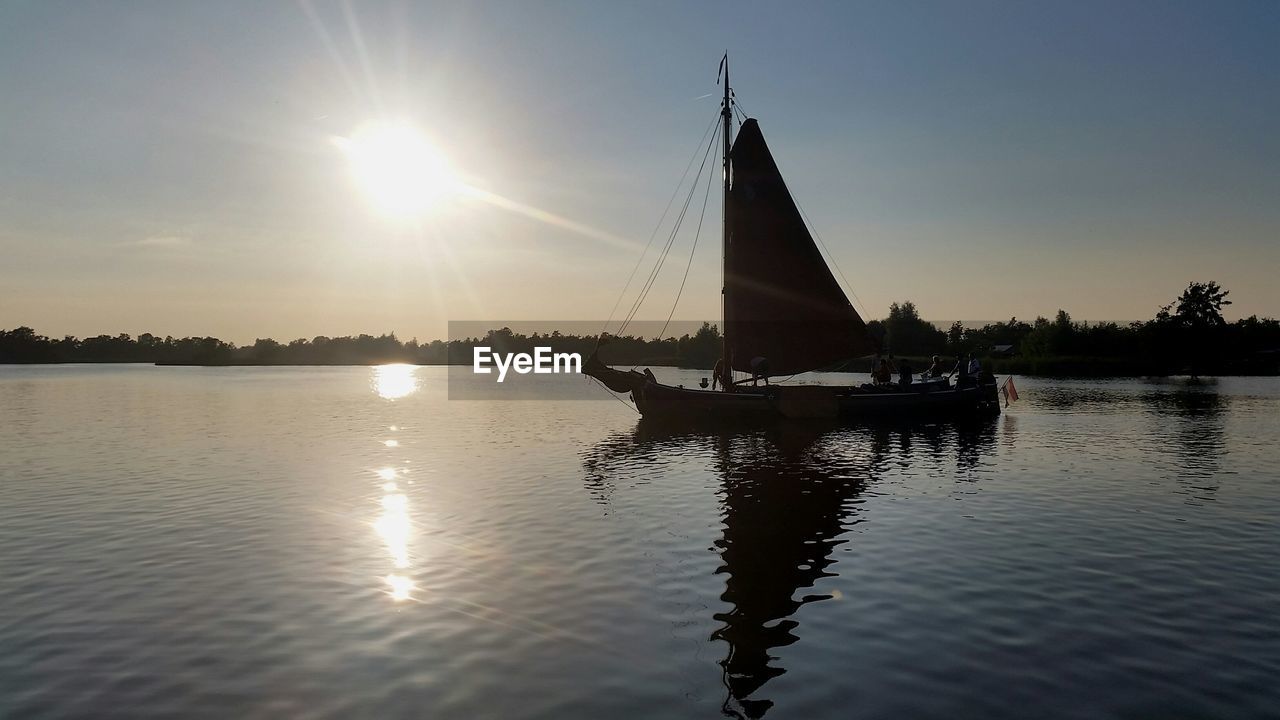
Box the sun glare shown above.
[372,363,419,400]
[337,121,457,219]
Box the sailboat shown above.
[585,57,1001,421]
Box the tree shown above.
[1154,281,1232,377]
[947,321,965,354]
[882,301,947,355]
[1158,281,1231,329]
[676,322,721,368]
[887,301,920,323]
[251,338,283,363]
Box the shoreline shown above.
[0,359,1273,378]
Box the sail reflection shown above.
[372,364,419,400]
[584,418,996,719]
[711,427,872,719]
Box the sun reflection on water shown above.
[369,380,420,603]
[375,492,412,570]
[386,574,415,602]
[372,364,419,400]
[374,461,415,601]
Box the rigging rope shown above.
[617,119,721,336]
[657,130,720,342]
[620,123,721,333]
[599,110,722,343]
[585,376,641,414]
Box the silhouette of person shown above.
[927,355,944,378]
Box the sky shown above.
[2,1,1277,344]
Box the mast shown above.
[720,53,732,389]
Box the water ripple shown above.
[0,368,1277,718]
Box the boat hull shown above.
[631,380,1000,421]
[583,355,1001,422]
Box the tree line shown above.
[869,282,1278,375]
[2,282,1277,375]
[0,322,725,368]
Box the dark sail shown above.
[724,119,875,375]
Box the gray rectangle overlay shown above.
[446,320,720,400]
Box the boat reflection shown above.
[585,418,997,718]
[710,425,872,719]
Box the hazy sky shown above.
[2,1,1277,343]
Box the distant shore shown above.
[0,353,1273,377]
[5,282,1278,377]
[142,355,1276,377]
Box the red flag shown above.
[1006,377,1019,402]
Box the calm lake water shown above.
[2,365,1278,719]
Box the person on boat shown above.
[749,356,771,385]
[898,359,913,387]
[712,358,733,392]
[927,355,945,378]
[872,356,894,385]
[951,354,970,386]
[968,355,982,377]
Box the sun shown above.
[336,121,458,219]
